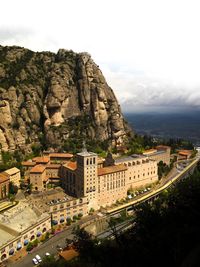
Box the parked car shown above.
[35,255,42,263]
[32,258,38,265]
[45,252,50,256]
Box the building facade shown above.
[30,165,48,191]
[62,150,159,210]
[0,173,9,199]
[3,167,21,187]
[143,145,171,165]
[115,155,158,189]
[49,197,88,225]
[0,215,51,262]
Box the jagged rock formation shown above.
[0,45,132,152]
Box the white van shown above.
[35,255,42,263]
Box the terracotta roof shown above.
[178,150,192,156]
[0,173,9,183]
[3,167,20,175]
[30,165,46,173]
[46,164,61,169]
[64,161,77,171]
[32,157,50,163]
[22,161,36,167]
[98,164,127,176]
[49,153,73,158]
[59,249,78,261]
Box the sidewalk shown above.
[7,248,27,264]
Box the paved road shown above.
[7,228,73,267]
[7,214,98,267]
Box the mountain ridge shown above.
[0,45,132,153]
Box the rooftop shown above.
[77,151,97,157]
[30,164,46,173]
[0,228,15,247]
[32,156,50,164]
[63,161,77,171]
[178,150,192,156]
[22,161,36,167]
[0,173,9,183]
[0,202,50,246]
[59,248,79,261]
[46,164,61,169]
[49,153,73,158]
[3,167,20,175]
[115,156,134,164]
[144,150,166,157]
[98,164,127,176]
[143,149,157,155]
[115,154,146,164]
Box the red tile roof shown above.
[65,161,77,171]
[59,248,78,261]
[30,165,46,173]
[178,150,192,156]
[46,164,61,169]
[32,157,50,163]
[0,173,9,183]
[98,164,127,176]
[49,153,73,158]
[22,161,36,167]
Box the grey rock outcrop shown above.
[0,45,132,152]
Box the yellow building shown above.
[0,215,51,263]
[97,165,127,207]
[3,167,21,187]
[143,145,171,165]
[49,197,88,225]
[115,154,158,189]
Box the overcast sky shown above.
[1,0,200,113]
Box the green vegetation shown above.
[157,160,170,179]
[0,150,22,172]
[26,239,39,251]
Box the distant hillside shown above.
[0,45,132,153]
[125,112,200,143]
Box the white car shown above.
[35,255,42,263]
[32,258,38,265]
[45,252,50,256]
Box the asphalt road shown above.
[7,214,98,267]
[7,228,73,267]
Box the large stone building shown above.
[30,165,48,191]
[49,197,88,225]
[143,145,171,165]
[0,206,51,263]
[62,150,158,210]
[114,154,158,189]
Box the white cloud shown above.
[1,0,200,112]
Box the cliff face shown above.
[0,45,132,152]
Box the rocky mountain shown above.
[0,45,132,153]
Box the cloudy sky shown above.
[1,0,200,113]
